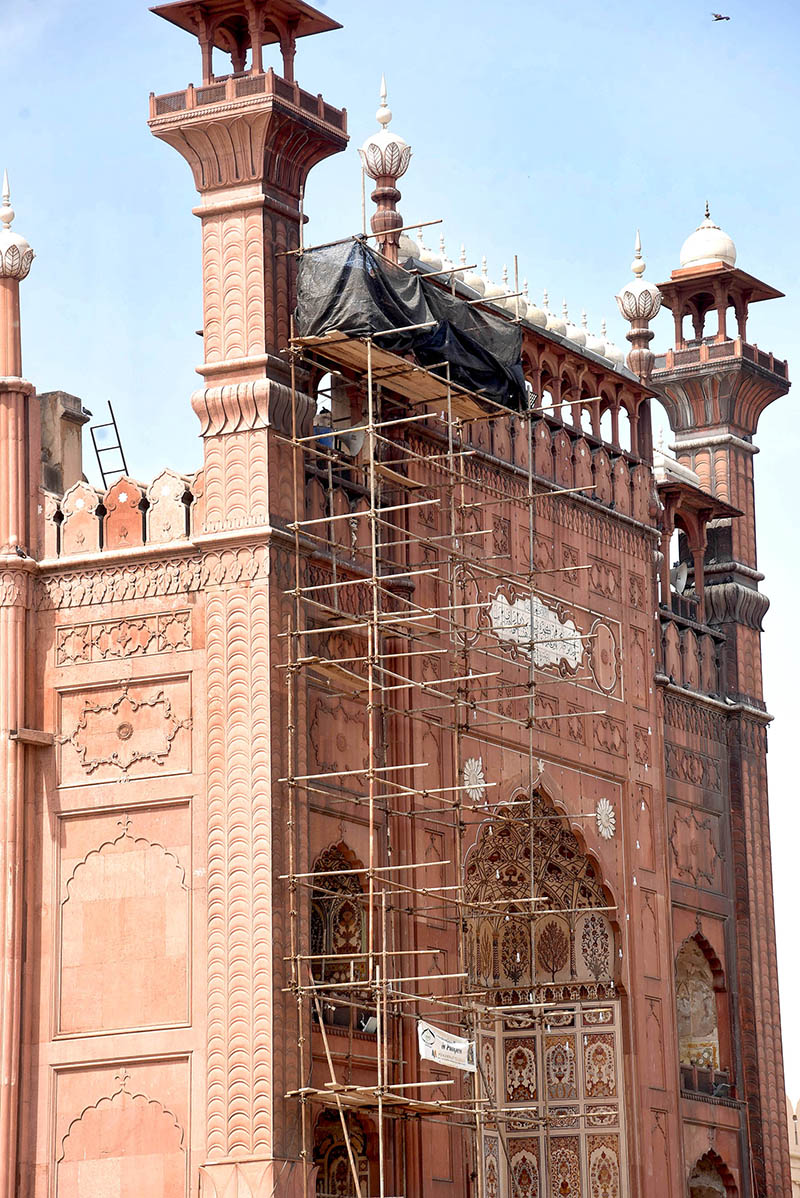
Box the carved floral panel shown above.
[58,676,192,786]
[56,610,192,666]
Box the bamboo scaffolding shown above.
[283,312,625,1198]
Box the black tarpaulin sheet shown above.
[295,240,526,409]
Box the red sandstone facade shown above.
[0,4,791,1197]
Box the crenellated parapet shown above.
[44,469,198,559]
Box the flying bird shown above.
[711,12,731,19]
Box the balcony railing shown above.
[654,338,788,380]
[659,605,725,697]
[680,1064,734,1101]
[150,69,347,132]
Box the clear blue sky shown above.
[6,0,800,1097]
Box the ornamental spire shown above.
[615,229,662,381]
[0,171,34,282]
[359,77,412,264]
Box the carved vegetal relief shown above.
[58,678,192,785]
[669,807,722,888]
[56,611,192,665]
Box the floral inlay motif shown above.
[588,1135,620,1198]
[584,1036,617,1098]
[537,920,569,981]
[463,757,487,803]
[595,798,616,840]
[581,914,611,981]
[545,1035,577,1100]
[549,1137,581,1197]
[505,1038,537,1103]
[510,1140,540,1198]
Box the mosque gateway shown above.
[0,3,791,1196]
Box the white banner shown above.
[417,1020,476,1073]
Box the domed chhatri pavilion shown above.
[0,4,791,1198]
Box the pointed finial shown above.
[543,288,549,307]
[0,170,14,232]
[502,264,509,287]
[0,170,34,280]
[562,298,569,320]
[705,199,710,219]
[482,255,488,279]
[601,318,607,336]
[460,243,467,267]
[631,229,646,278]
[440,233,446,257]
[581,309,588,330]
[657,427,665,452]
[376,74,392,129]
[523,278,529,298]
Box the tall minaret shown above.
[148,6,347,1193]
[0,172,35,1198]
[652,209,791,1198]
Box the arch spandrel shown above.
[463,790,617,1003]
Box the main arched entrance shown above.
[464,792,628,1198]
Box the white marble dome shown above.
[398,232,419,261]
[482,260,505,303]
[525,283,547,328]
[416,229,441,271]
[680,206,736,268]
[582,313,606,356]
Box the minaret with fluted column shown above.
[0,172,35,1198]
[148,5,347,1193]
[652,211,791,1198]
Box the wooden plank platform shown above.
[295,331,500,421]
[285,1083,478,1117]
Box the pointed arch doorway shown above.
[464,791,629,1198]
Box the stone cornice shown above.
[704,560,764,583]
[190,378,312,436]
[671,432,759,455]
[34,541,271,610]
[0,377,35,397]
[656,674,773,725]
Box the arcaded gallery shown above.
[0,2,791,1196]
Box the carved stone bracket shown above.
[0,567,30,607]
[705,581,770,630]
